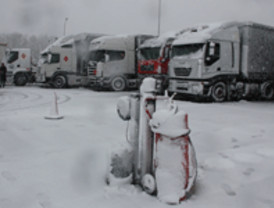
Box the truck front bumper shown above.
[168,79,210,97]
[88,77,111,88]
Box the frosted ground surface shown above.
[0,86,274,208]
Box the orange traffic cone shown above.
[44,92,64,120]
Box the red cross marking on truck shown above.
[21,53,26,59]
[64,56,68,62]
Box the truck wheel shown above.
[53,75,67,88]
[260,82,274,100]
[14,73,28,86]
[110,76,126,91]
[211,82,227,102]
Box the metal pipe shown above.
[64,17,68,36]
[157,0,162,36]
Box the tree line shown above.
[0,33,55,64]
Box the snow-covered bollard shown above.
[44,92,64,120]
[149,101,197,204]
[111,77,197,204]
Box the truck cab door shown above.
[46,53,61,77]
[204,41,221,76]
[204,41,233,75]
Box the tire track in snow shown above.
[0,88,72,113]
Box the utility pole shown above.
[64,17,68,36]
[157,0,162,36]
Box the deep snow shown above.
[0,86,274,208]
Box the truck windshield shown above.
[38,54,48,65]
[140,47,161,60]
[7,51,19,63]
[171,44,204,58]
[89,50,105,62]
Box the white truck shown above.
[168,21,274,101]
[88,35,154,91]
[5,48,36,86]
[36,33,102,88]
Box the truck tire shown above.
[14,73,28,86]
[110,76,126,91]
[211,82,227,102]
[53,75,67,88]
[260,82,274,100]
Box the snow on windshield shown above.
[89,50,105,62]
[140,47,161,60]
[171,44,204,59]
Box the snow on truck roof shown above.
[90,34,154,43]
[40,33,102,54]
[89,34,155,49]
[140,31,177,48]
[172,22,230,45]
[172,21,274,46]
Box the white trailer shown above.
[168,21,274,101]
[88,35,154,91]
[5,48,35,86]
[36,33,102,88]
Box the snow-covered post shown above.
[137,78,157,183]
[114,77,197,204]
[149,98,197,204]
[44,92,64,120]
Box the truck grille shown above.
[6,71,13,78]
[88,67,96,76]
[140,65,154,72]
[174,67,192,76]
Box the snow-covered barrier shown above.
[109,78,197,204]
[149,101,197,204]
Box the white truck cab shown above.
[37,33,101,88]
[88,35,154,91]
[168,22,274,101]
[6,48,35,86]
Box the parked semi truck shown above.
[168,21,274,101]
[138,33,175,79]
[36,33,102,88]
[5,48,36,86]
[88,34,154,91]
[137,33,176,91]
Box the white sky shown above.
[1,0,274,37]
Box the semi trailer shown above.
[168,21,274,101]
[36,33,102,88]
[88,34,154,91]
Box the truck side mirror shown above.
[47,54,52,64]
[209,42,215,56]
[205,41,220,66]
[105,54,110,62]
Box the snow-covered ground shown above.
[0,86,274,208]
